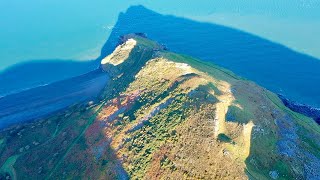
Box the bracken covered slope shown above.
[0,35,319,180]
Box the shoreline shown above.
[278,94,320,125]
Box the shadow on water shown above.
[102,5,320,108]
[0,69,109,129]
[0,60,99,96]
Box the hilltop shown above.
[0,35,319,179]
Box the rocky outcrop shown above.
[279,94,320,125]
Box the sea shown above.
[1,0,320,71]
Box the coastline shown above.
[279,94,320,125]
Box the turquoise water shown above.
[1,0,320,71]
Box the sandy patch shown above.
[101,38,137,66]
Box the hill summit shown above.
[0,35,319,179]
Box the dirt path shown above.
[213,82,234,138]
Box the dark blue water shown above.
[0,70,109,129]
[1,1,319,71]
[0,60,98,97]
[102,6,320,108]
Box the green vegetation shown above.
[0,36,319,179]
[0,139,4,151]
[46,102,106,179]
[217,133,233,143]
[161,51,241,82]
[123,95,192,178]
[226,105,252,124]
[0,155,19,179]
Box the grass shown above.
[1,36,320,179]
[0,155,19,180]
[265,91,319,131]
[265,91,320,160]
[122,95,192,179]
[0,139,4,151]
[226,105,252,124]
[161,51,241,82]
[240,88,320,179]
[207,82,222,95]
[217,133,233,143]
[160,48,303,179]
[46,102,106,179]
[134,36,161,49]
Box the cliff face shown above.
[0,36,319,179]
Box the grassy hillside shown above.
[0,36,319,179]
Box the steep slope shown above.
[0,36,319,180]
